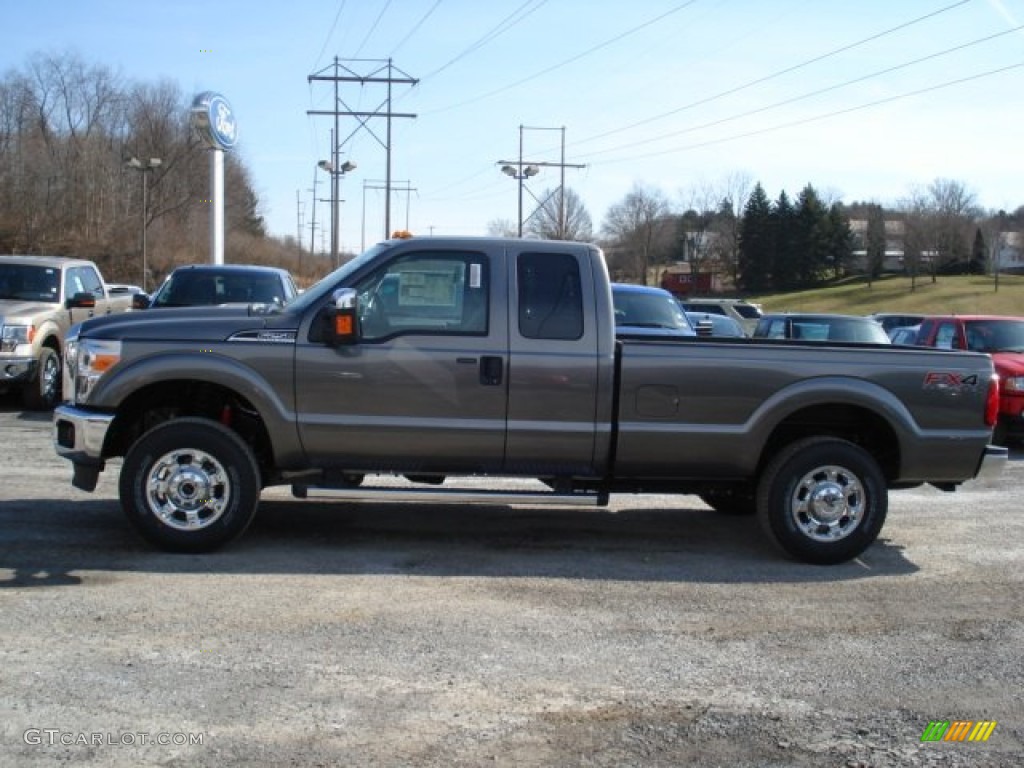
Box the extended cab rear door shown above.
[294,245,509,473]
[504,245,609,476]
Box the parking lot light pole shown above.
[124,156,162,291]
[317,157,357,268]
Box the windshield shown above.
[152,269,291,308]
[0,264,61,303]
[286,242,391,313]
[965,319,1024,353]
[613,289,691,330]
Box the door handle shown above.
[479,355,503,386]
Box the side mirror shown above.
[66,292,97,309]
[695,319,714,338]
[324,288,359,346]
[131,293,151,310]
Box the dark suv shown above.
[137,264,297,309]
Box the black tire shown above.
[756,437,887,565]
[120,417,260,553]
[699,489,756,515]
[22,347,61,411]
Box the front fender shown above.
[88,351,304,468]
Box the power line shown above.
[577,23,1024,161]
[353,0,394,59]
[311,0,348,71]
[419,0,550,81]
[590,59,1024,166]
[567,0,975,151]
[390,0,444,56]
[423,0,699,115]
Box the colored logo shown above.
[190,91,238,151]
[920,720,997,742]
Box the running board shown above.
[291,484,608,507]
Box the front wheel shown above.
[756,437,887,565]
[120,418,260,553]
[22,347,61,410]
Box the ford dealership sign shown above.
[191,91,238,151]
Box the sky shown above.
[3,0,1023,252]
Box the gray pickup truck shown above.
[53,237,1005,563]
[1,255,134,409]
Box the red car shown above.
[916,315,1024,445]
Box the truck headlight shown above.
[69,337,122,404]
[1002,376,1024,393]
[1,324,33,353]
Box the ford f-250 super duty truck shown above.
[1,255,134,409]
[53,237,1006,564]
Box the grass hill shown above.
[750,273,1024,316]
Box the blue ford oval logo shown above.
[190,92,238,151]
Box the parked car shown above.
[0,255,134,409]
[684,311,747,338]
[888,324,921,345]
[753,313,890,344]
[867,312,925,335]
[611,283,694,337]
[915,315,1024,445]
[137,264,298,309]
[677,297,763,335]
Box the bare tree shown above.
[707,171,753,287]
[601,183,672,284]
[926,178,981,273]
[525,187,593,241]
[487,218,517,237]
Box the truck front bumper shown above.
[0,356,36,386]
[53,404,114,491]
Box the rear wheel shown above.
[756,437,887,565]
[22,347,61,410]
[120,418,260,553]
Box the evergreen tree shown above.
[865,204,886,285]
[971,228,987,274]
[794,184,828,287]
[772,190,796,290]
[826,203,854,280]
[737,183,773,292]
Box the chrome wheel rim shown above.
[789,464,864,543]
[145,449,231,531]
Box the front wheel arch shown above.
[756,436,888,565]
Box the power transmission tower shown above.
[498,125,585,238]
[308,57,418,247]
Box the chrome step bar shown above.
[292,484,608,507]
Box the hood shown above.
[0,298,62,321]
[76,304,298,342]
[992,352,1024,377]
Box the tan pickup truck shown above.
[0,255,134,409]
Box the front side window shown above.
[353,252,489,341]
[517,252,583,340]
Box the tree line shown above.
[586,174,1023,294]
[5,52,1021,295]
[0,51,309,287]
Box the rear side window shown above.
[517,253,583,340]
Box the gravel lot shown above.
[1,394,1022,767]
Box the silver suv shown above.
[677,298,762,334]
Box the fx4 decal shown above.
[923,372,980,393]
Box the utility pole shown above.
[498,125,584,239]
[308,57,418,240]
[361,180,417,248]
